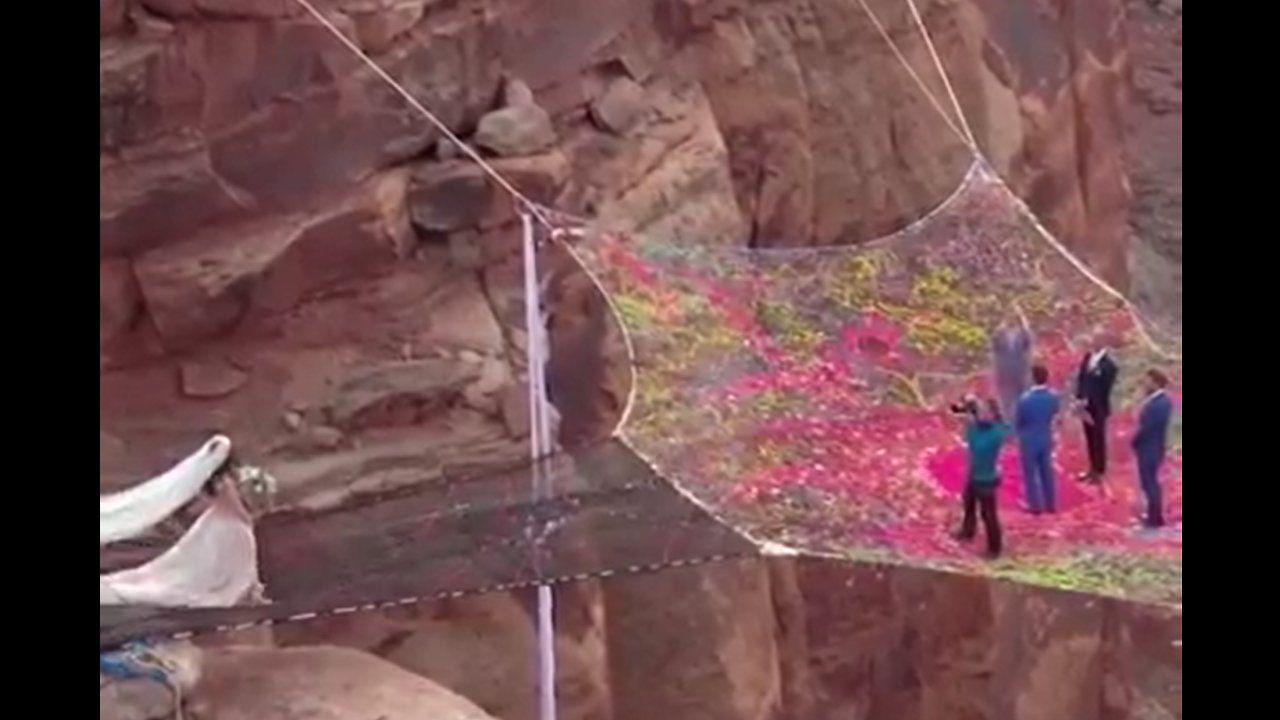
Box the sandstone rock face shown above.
[184,645,499,720]
[280,556,1180,720]
[676,0,1133,280]
[590,77,649,135]
[1124,0,1182,329]
[768,557,1181,720]
[273,582,615,720]
[409,153,570,234]
[100,258,141,349]
[100,0,1175,612]
[178,358,249,399]
[474,104,559,157]
[101,0,129,37]
[602,560,782,720]
[972,0,1134,287]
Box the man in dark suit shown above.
[1074,337,1119,484]
[1132,369,1175,528]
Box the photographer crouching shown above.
[950,394,1010,559]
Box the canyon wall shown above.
[100,5,1179,717]
[272,556,1182,720]
[100,0,1148,498]
[1122,0,1181,330]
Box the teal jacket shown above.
[966,420,1010,487]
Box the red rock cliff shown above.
[100,0,1150,495]
[99,6,1179,717]
[1122,0,1181,329]
[272,556,1181,720]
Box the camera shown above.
[950,396,980,416]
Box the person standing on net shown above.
[1074,336,1118,484]
[1015,365,1061,514]
[952,396,1010,559]
[991,307,1033,423]
[1132,369,1175,528]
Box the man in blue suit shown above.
[1016,365,1061,514]
[1132,369,1175,528]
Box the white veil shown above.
[100,435,232,546]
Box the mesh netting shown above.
[572,162,1183,603]
[101,162,1182,649]
[99,440,754,648]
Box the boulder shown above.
[590,77,649,135]
[408,153,570,233]
[473,104,557,158]
[100,641,203,720]
[186,646,498,720]
[345,0,431,53]
[502,77,537,107]
[272,582,615,720]
[408,163,498,233]
[178,358,250,399]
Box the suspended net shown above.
[100,439,755,647]
[569,161,1183,604]
[99,0,1181,656]
[101,162,1183,649]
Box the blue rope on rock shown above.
[99,642,171,684]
